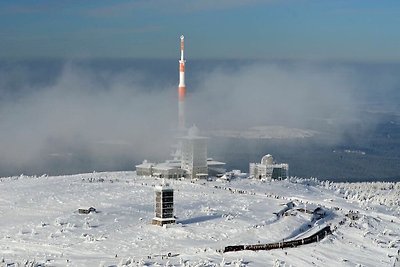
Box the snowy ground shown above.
[0,172,399,266]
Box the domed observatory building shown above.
[249,154,289,180]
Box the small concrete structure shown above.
[346,211,360,220]
[152,182,176,226]
[78,207,97,214]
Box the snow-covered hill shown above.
[0,172,399,266]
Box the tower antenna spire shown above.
[178,35,186,131]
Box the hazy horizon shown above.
[1,1,400,181]
[0,58,399,181]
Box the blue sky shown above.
[0,0,399,61]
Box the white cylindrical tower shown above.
[178,35,186,131]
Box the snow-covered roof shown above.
[153,165,175,171]
[152,160,184,171]
[207,159,226,166]
[137,159,183,171]
[155,182,173,191]
[135,161,155,168]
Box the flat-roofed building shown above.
[153,162,186,179]
[136,160,186,179]
[135,160,155,176]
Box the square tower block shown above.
[152,184,176,226]
[181,136,208,179]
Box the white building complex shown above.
[249,154,289,180]
[136,126,226,179]
[135,36,226,180]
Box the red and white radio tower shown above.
[178,35,186,131]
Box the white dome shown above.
[261,154,274,165]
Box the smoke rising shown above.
[189,62,361,132]
[0,59,395,177]
[0,61,177,176]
